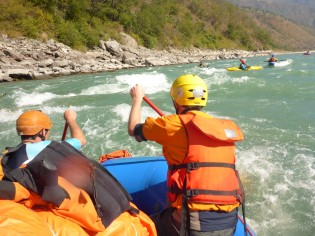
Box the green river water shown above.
[0,53,314,235]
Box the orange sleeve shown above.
[142,115,188,164]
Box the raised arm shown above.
[64,109,86,147]
[128,84,144,136]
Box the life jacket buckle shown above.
[186,189,198,197]
[187,162,199,171]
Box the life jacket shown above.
[0,200,54,235]
[167,113,245,207]
[1,141,137,228]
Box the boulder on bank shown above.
[0,34,269,82]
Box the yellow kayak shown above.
[226,66,263,71]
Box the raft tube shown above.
[102,156,256,236]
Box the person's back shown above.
[268,54,278,62]
[128,74,245,236]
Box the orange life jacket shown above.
[1,142,157,236]
[167,113,245,208]
[1,141,136,228]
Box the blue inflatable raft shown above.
[102,156,256,236]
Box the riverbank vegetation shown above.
[0,0,314,51]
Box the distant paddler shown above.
[198,61,207,68]
[239,59,251,70]
[268,54,278,63]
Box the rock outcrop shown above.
[0,33,270,82]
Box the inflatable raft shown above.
[102,156,256,236]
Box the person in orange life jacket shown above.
[239,59,250,70]
[128,74,245,236]
[268,54,278,62]
[0,110,158,235]
[0,110,106,232]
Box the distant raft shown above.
[226,66,263,71]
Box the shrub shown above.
[56,21,85,49]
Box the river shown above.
[1,53,314,236]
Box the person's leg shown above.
[151,207,180,236]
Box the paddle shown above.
[143,96,165,116]
[61,123,68,141]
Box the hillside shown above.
[245,9,315,51]
[0,0,314,52]
[227,0,315,29]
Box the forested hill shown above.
[227,0,315,29]
[0,0,314,52]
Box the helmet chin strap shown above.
[38,134,46,141]
[173,100,180,115]
[37,129,46,141]
[173,101,190,115]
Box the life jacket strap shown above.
[185,189,242,198]
[168,162,235,171]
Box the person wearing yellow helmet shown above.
[128,74,245,236]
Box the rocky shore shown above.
[0,33,270,82]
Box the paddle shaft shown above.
[143,96,165,116]
[61,123,68,141]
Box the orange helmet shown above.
[16,110,52,136]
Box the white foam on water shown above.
[274,59,293,67]
[230,76,250,83]
[80,83,126,95]
[250,117,270,123]
[12,89,77,107]
[199,67,226,75]
[115,71,171,94]
[113,104,132,123]
[82,118,106,137]
[238,145,293,233]
[195,69,237,86]
[13,91,58,106]
[34,83,51,91]
[40,105,93,115]
[0,105,92,123]
[113,103,162,124]
[0,108,25,122]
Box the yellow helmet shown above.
[170,74,208,106]
[16,110,52,136]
